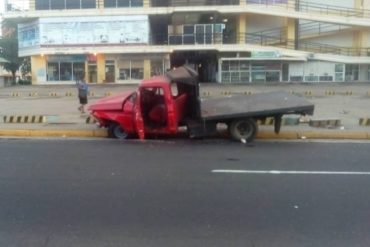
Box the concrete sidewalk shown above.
[1,83,370,140]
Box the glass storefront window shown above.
[73,63,85,80]
[47,61,85,81]
[220,59,251,83]
[345,64,359,81]
[60,62,72,81]
[118,60,143,80]
[47,62,60,81]
[151,60,164,77]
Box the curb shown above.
[0,129,369,140]
[257,130,370,140]
[0,129,108,138]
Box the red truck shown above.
[89,66,314,142]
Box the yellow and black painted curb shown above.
[0,129,369,140]
[309,119,341,128]
[49,92,59,97]
[104,92,113,96]
[257,130,370,140]
[257,117,300,126]
[10,92,21,97]
[0,129,108,138]
[88,92,95,97]
[304,91,313,96]
[359,118,370,126]
[325,90,336,96]
[3,115,46,123]
[28,92,38,97]
[65,92,74,97]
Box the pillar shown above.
[354,0,363,9]
[31,55,46,85]
[240,0,246,6]
[143,59,151,79]
[29,0,35,10]
[236,14,247,44]
[96,54,105,84]
[286,18,298,49]
[97,0,104,9]
[353,29,369,56]
[143,0,150,7]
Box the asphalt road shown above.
[1,138,370,247]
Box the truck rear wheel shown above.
[229,118,258,143]
[108,123,129,140]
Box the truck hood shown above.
[88,91,134,111]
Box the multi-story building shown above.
[3,0,370,84]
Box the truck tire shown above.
[108,123,129,140]
[229,118,258,143]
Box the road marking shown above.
[212,170,370,175]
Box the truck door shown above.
[134,90,145,139]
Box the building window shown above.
[151,60,165,77]
[345,64,359,81]
[81,0,96,8]
[47,61,85,81]
[35,0,96,10]
[50,0,65,9]
[104,0,143,7]
[60,62,72,80]
[335,64,344,82]
[35,0,49,10]
[47,62,60,81]
[118,60,144,80]
[221,60,250,83]
[66,0,80,9]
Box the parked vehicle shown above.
[89,66,314,142]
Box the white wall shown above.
[246,15,285,33]
[289,61,336,78]
[304,0,354,8]
[307,33,353,47]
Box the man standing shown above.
[76,75,89,114]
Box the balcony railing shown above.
[247,0,370,19]
[5,0,370,21]
[244,33,370,56]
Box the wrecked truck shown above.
[89,66,314,142]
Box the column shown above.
[96,54,105,84]
[353,29,369,56]
[143,0,150,7]
[31,55,46,85]
[286,18,298,49]
[143,59,151,79]
[236,14,247,44]
[97,0,104,9]
[29,0,35,10]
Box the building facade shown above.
[3,0,370,84]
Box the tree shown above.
[0,19,24,85]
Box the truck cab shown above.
[89,68,197,139]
